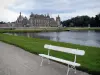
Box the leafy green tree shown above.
[61,13,100,27]
[0,21,6,24]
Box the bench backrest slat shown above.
[44,44,85,56]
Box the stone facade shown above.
[15,12,61,27]
[15,12,29,27]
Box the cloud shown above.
[0,0,17,22]
[0,0,28,22]
[0,0,100,22]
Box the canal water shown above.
[16,30,100,47]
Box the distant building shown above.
[0,24,9,27]
[15,12,61,27]
[15,12,28,27]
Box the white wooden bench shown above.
[39,44,85,75]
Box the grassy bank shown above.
[0,29,59,33]
[0,29,66,33]
[0,33,100,75]
[67,27,100,31]
[0,27,100,33]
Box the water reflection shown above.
[14,31,100,48]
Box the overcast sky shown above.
[0,0,100,22]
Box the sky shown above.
[0,0,100,22]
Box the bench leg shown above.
[40,57,44,66]
[74,67,76,74]
[66,65,70,75]
[70,66,76,74]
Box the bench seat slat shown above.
[39,54,80,66]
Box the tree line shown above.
[0,21,6,24]
[61,13,100,27]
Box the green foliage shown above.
[0,34,100,75]
[61,13,100,27]
[0,21,6,24]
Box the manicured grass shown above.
[0,29,57,33]
[67,27,100,31]
[0,33,100,75]
[0,27,65,33]
[0,27,100,33]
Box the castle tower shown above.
[47,13,50,18]
[15,12,25,27]
[20,12,21,16]
[18,12,23,21]
[56,15,61,27]
[30,12,34,17]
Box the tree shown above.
[61,13,100,27]
[95,14,100,27]
[0,21,6,24]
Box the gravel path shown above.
[0,41,90,75]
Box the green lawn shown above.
[0,27,100,33]
[0,33,100,75]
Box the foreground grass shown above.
[0,33,100,75]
